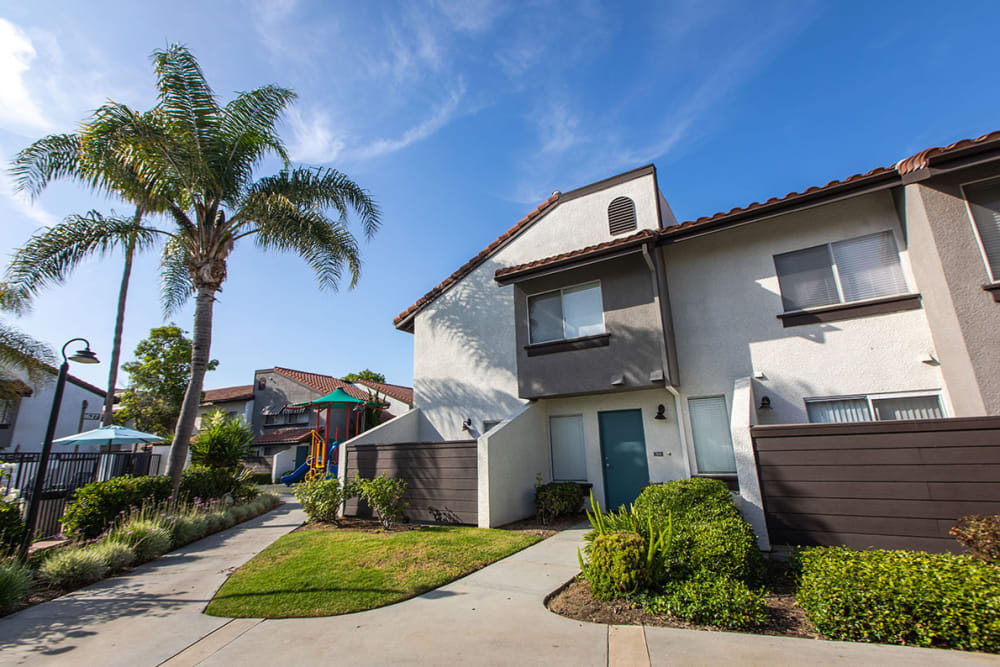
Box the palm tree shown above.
[0,285,55,398]
[9,112,170,426]
[6,45,380,490]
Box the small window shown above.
[806,393,943,423]
[550,415,587,481]
[774,231,908,311]
[964,179,1000,280]
[688,396,736,474]
[257,378,266,390]
[608,196,637,235]
[528,282,604,344]
[0,399,15,426]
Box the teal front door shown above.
[598,409,650,510]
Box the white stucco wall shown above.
[477,402,550,527]
[8,376,105,453]
[663,191,946,441]
[413,172,662,440]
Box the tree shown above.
[9,107,174,425]
[0,285,55,399]
[11,45,380,491]
[190,410,253,469]
[342,369,385,384]
[114,325,218,439]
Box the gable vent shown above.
[608,196,637,235]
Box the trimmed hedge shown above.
[640,575,768,629]
[535,482,584,524]
[62,475,172,540]
[634,478,736,524]
[585,531,648,600]
[796,547,1000,652]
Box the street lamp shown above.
[19,338,99,560]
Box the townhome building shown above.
[0,371,105,453]
[368,129,1000,542]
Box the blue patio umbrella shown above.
[52,425,165,448]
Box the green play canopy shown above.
[295,387,370,408]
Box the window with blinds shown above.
[550,415,587,481]
[774,231,908,311]
[688,396,737,474]
[806,393,943,423]
[964,179,1000,280]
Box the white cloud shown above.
[0,19,53,133]
[287,107,347,163]
[535,102,582,155]
[433,0,505,33]
[347,83,465,161]
[0,152,57,227]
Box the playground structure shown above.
[280,388,387,485]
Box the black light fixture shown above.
[67,344,99,364]
[462,418,473,432]
[759,396,772,410]
[654,404,667,420]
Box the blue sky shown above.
[1,0,998,392]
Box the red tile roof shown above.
[353,379,414,405]
[201,384,254,404]
[253,427,313,446]
[896,129,1000,175]
[272,367,370,400]
[495,229,657,281]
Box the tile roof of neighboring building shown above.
[353,379,414,405]
[272,367,370,401]
[896,129,1000,175]
[1,379,34,396]
[201,385,254,404]
[495,229,657,281]
[253,427,313,446]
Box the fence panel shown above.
[751,416,1000,553]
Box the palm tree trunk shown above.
[167,284,215,491]
[102,210,141,426]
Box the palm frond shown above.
[4,212,160,299]
[219,85,296,203]
[0,320,55,388]
[160,237,195,315]
[9,134,83,199]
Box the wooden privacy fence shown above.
[751,417,1000,553]
[343,441,477,524]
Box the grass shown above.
[205,526,540,618]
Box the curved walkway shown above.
[2,503,998,666]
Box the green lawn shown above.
[206,526,540,618]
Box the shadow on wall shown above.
[413,377,527,441]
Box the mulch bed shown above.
[498,512,588,538]
[546,576,821,640]
[293,518,426,534]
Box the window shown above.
[964,178,1000,280]
[688,396,736,474]
[806,393,944,423]
[608,196,637,235]
[528,282,604,344]
[774,231,908,311]
[0,400,14,427]
[550,415,587,481]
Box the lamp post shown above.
[19,338,99,560]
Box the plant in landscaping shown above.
[112,516,173,562]
[581,531,648,600]
[39,547,109,588]
[633,478,735,524]
[293,476,352,524]
[0,557,32,612]
[0,498,26,548]
[796,546,1000,652]
[535,482,583,524]
[231,468,260,503]
[639,575,768,629]
[62,475,173,539]
[951,514,1000,564]
[357,475,407,529]
[90,540,137,572]
[191,410,253,469]
[180,464,236,500]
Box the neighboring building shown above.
[349,379,414,420]
[0,370,105,453]
[197,385,254,428]
[377,129,1000,536]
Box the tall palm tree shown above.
[6,45,380,490]
[9,112,169,425]
[0,285,56,398]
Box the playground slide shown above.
[280,460,311,486]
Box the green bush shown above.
[113,517,172,561]
[0,499,25,547]
[535,482,583,524]
[180,465,236,500]
[170,513,208,546]
[62,475,173,540]
[190,410,253,469]
[667,515,764,585]
[796,547,1000,651]
[90,540,137,572]
[249,472,272,485]
[584,531,648,600]
[39,547,109,588]
[357,475,408,529]
[951,514,1000,564]
[204,510,227,534]
[293,476,350,524]
[634,478,736,525]
[231,468,260,503]
[639,575,768,629]
[0,558,32,612]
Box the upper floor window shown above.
[963,178,1000,281]
[608,196,637,235]
[773,231,908,311]
[0,399,14,427]
[806,392,944,423]
[528,282,604,344]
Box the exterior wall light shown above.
[654,404,667,420]
[759,396,772,410]
[462,418,473,432]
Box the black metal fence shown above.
[0,452,161,539]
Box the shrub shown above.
[170,513,208,546]
[39,547,109,588]
[204,511,227,534]
[231,468,260,503]
[62,475,173,540]
[90,540,136,572]
[190,410,253,469]
[797,547,1000,651]
[180,465,235,500]
[249,472,272,485]
[666,515,764,585]
[639,575,768,629]
[0,558,32,612]
[951,514,1000,564]
[293,476,350,524]
[583,531,648,600]
[357,475,408,529]
[0,499,25,547]
[634,478,736,526]
[535,482,583,524]
[113,517,172,561]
